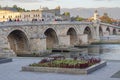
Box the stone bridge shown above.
[0,21,119,56]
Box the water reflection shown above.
[86,44,120,60]
[51,44,120,60]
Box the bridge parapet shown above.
[100,22,120,29]
[0,21,93,27]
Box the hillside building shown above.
[0,6,70,22]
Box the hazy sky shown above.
[0,0,119,9]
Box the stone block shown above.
[22,61,106,74]
[58,35,70,47]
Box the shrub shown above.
[30,57,101,69]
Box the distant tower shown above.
[93,10,99,20]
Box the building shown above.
[0,6,66,22]
[88,10,118,24]
[88,10,100,22]
[0,10,20,22]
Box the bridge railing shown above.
[0,21,119,28]
[0,21,93,27]
[100,22,120,29]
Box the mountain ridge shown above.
[61,7,120,19]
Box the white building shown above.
[0,6,61,22]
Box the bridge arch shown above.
[113,29,117,35]
[67,27,77,45]
[83,26,92,40]
[99,26,103,37]
[106,27,110,35]
[44,28,58,49]
[7,30,29,55]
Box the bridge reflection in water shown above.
[51,44,120,61]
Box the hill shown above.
[61,7,120,19]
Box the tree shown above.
[13,5,17,8]
[26,10,30,12]
[12,5,26,12]
[71,16,84,21]
[100,13,113,24]
[62,12,70,16]
[76,16,84,21]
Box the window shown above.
[3,16,5,18]
[15,16,17,18]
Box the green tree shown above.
[76,16,84,21]
[26,10,30,12]
[12,5,26,12]
[62,12,70,16]
[13,5,17,8]
[71,16,84,21]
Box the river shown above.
[51,44,120,60]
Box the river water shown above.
[95,44,120,60]
[51,44,120,60]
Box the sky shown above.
[0,0,120,10]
